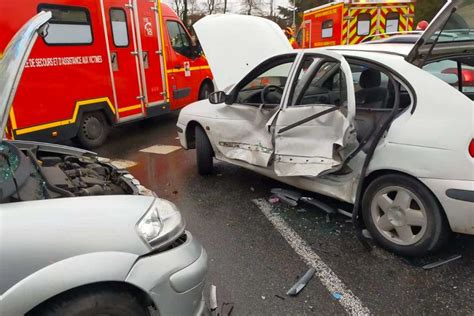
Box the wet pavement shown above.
[95,113,474,315]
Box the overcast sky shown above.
[162,0,291,15]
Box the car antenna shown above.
[420,7,457,67]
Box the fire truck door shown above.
[347,6,378,45]
[134,0,167,109]
[103,1,144,119]
[165,20,199,110]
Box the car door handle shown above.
[174,65,182,69]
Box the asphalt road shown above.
[95,113,474,315]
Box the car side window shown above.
[166,20,192,58]
[235,60,294,106]
[423,59,474,99]
[423,60,460,90]
[291,56,347,107]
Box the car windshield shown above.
[428,1,474,44]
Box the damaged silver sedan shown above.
[1,12,208,316]
[178,0,474,257]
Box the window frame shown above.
[385,12,400,33]
[321,19,334,39]
[37,3,94,46]
[109,7,129,48]
[166,20,193,58]
[357,13,371,36]
[227,54,297,106]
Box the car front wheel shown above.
[34,289,150,316]
[362,174,450,257]
[195,126,214,175]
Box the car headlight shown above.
[136,198,185,250]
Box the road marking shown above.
[252,198,371,316]
[139,145,181,155]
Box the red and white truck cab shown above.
[0,0,213,148]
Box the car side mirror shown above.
[208,91,226,104]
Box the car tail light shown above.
[442,68,474,87]
[470,139,474,158]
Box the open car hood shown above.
[407,0,474,66]
[0,11,51,139]
[194,14,292,90]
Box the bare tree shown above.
[223,0,227,13]
[172,0,189,24]
[241,0,263,15]
[189,0,198,15]
[173,0,184,18]
[206,0,216,14]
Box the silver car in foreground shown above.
[0,12,208,316]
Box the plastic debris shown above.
[271,188,301,206]
[332,292,343,300]
[250,186,255,192]
[286,268,316,296]
[268,196,280,204]
[210,285,218,311]
[221,302,234,316]
[422,254,462,270]
[361,229,373,239]
[261,295,266,300]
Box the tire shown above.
[362,174,450,257]
[77,112,109,149]
[198,82,213,100]
[195,126,213,175]
[35,289,150,316]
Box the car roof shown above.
[368,34,421,44]
[321,43,414,58]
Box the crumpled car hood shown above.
[194,14,292,90]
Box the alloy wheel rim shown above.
[370,186,428,246]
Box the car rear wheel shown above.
[77,111,109,149]
[35,289,150,316]
[195,126,213,175]
[362,174,450,257]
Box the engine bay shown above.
[0,141,147,203]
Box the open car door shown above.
[407,0,473,67]
[273,50,358,177]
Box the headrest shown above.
[359,68,381,89]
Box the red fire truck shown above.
[0,0,213,148]
[299,0,416,48]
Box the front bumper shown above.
[177,122,188,149]
[125,231,209,316]
[421,178,474,235]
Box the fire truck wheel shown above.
[77,112,109,149]
[195,126,214,175]
[198,82,214,100]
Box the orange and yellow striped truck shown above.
[298,0,416,48]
